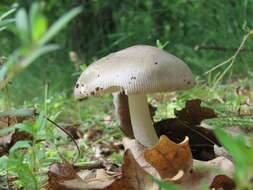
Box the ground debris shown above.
[44,160,120,190]
[155,99,219,160]
[0,108,35,156]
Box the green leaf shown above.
[39,6,83,45]
[9,140,32,153]
[0,123,25,135]
[21,44,59,68]
[0,18,15,27]
[0,7,16,20]
[156,39,170,49]
[29,3,48,41]
[0,108,35,117]
[7,158,38,189]
[200,184,210,190]
[151,177,182,190]
[16,8,29,37]
[32,16,48,41]
[17,122,37,137]
[0,26,6,32]
[0,156,8,169]
[214,127,249,169]
[0,64,7,83]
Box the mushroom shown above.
[74,45,195,147]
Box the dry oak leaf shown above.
[45,161,78,190]
[103,149,159,190]
[0,109,35,156]
[155,99,219,161]
[168,157,235,190]
[175,99,217,125]
[124,136,234,190]
[144,135,193,179]
[209,174,236,190]
[44,161,115,190]
[0,108,35,130]
[123,137,160,178]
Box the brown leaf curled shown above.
[144,135,193,179]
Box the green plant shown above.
[214,127,253,189]
[205,28,253,87]
[0,7,16,32]
[0,3,83,189]
[0,3,83,90]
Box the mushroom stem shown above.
[128,94,158,147]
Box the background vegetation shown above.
[0,0,252,104]
[0,1,253,189]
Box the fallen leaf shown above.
[0,108,35,131]
[123,137,159,177]
[175,99,216,124]
[144,135,193,179]
[0,109,35,156]
[64,123,84,140]
[46,161,77,190]
[209,174,236,190]
[62,168,116,190]
[169,157,235,190]
[124,136,234,190]
[45,161,118,190]
[155,99,219,161]
[103,149,158,190]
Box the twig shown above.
[34,113,81,164]
[194,45,253,51]
[73,162,105,171]
[176,119,218,145]
[204,29,253,85]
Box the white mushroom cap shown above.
[74,45,195,99]
[74,45,195,147]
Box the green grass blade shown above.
[0,108,35,117]
[15,8,29,35]
[0,18,15,27]
[21,44,59,68]
[0,7,16,20]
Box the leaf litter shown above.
[0,108,35,156]
[155,99,220,161]
[0,101,238,189]
[43,99,236,189]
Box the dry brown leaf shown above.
[103,149,158,190]
[123,137,159,178]
[0,108,35,129]
[168,157,235,190]
[45,161,77,190]
[209,174,236,190]
[64,123,84,140]
[124,136,234,190]
[61,168,116,190]
[144,135,193,179]
[45,161,117,190]
[0,109,35,156]
[155,99,219,161]
[175,99,217,125]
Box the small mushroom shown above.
[74,45,195,147]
